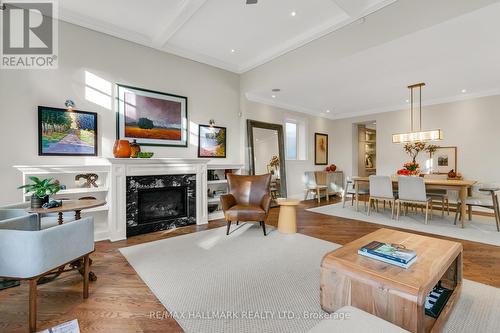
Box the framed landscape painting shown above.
[198,125,226,158]
[117,84,188,147]
[38,106,98,156]
[314,133,328,165]
[431,146,457,174]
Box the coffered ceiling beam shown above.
[152,0,208,49]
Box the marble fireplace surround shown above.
[108,158,209,241]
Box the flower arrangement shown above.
[268,155,280,168]
[397,162,420,176]
[403,142,438,163]
[398,142,439,176]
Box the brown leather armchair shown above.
[220,174,272,236]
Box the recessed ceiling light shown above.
[271,95,276,98]
[291,11,297,17]
[230,49,235,53]
[461,89,467,93]
[406,99,410,103]
[326,110,331,113]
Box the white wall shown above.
[0,22,240,205]
[331,95,500,184]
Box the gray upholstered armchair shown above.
[0,208,39,230]
[0,214,95,333]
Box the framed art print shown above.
[38,106,98,156]
[431,146,457,174]
[314,133,328,165]
[198,125,226,158]
[117,84,188,147]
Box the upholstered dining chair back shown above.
[398,176,427,202]
[369,176,394,199]
[304,171,317,189]
[227,174,271,206]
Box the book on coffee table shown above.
[358,240,417,268]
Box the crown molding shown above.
[246,88,500,122]
[239,0,398,73]
[59,8,153,48]
[330,87,500,120]
[161,43,241,73]
[245,93,335,120]
[58,0,398,75]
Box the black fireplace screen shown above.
[137,186,188,224]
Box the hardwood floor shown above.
[1,198,499,332]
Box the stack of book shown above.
[358,241,417,269]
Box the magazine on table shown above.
[358,241,417,268]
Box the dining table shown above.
[352,176,477,228]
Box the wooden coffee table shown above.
[320,228,462,333]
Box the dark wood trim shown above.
[314,132,329,165]
[29,279,37,333]
[246,119,287,198]
[197,124,227,158]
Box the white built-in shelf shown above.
[24,187,109,196]
[207,179,228,185]
[83,205,109,213]
[208,197,222,204]
[208,211,224,220]
[208,164,244,170]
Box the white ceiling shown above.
[59,0,398,73]
[243,0,500,119]
[59,0,500,120]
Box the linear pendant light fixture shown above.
[392,82,443,144]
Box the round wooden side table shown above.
[277,199,300,234]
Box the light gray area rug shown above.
[120,224,500,333]
[120,224,340,333]
[307,202,500,246]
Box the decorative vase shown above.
[31,195,49,208]
[330,164,337,172]
[130,139,141,158]
[113,140,131,158]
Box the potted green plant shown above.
[18,177,61,208]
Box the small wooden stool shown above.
[277,199,300,234]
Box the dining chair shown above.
[342,177,369,209]
[397,176,433,224]
[367,176,397,219]
[423,174,450,217]
[454,183,500,231]
[0,216,94,332]
[304,171,329,203]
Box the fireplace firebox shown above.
[138,186,188,224]
[126,174,196,237]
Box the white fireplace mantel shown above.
[107,158,209,241]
